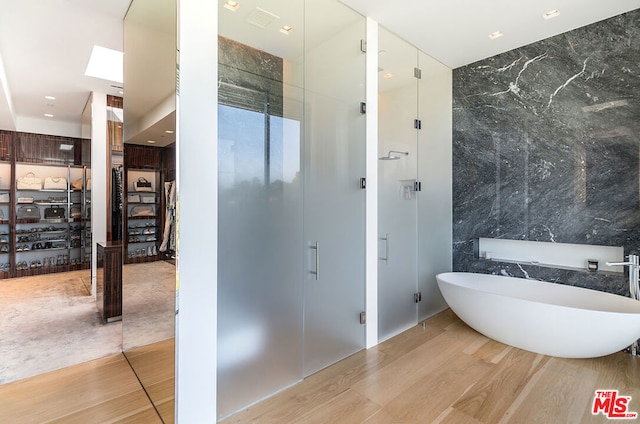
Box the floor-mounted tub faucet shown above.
[606,254,640,355]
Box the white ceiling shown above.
[0,0,131,136]
[0,0,638,138]
[342,0,640,68]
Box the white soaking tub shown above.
[436,272,640,358]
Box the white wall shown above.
[16,116,82,139]
[175,0,218,422]
[88,92,107,296]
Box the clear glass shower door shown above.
[378,27,419,341]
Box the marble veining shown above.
[453,9,640,295]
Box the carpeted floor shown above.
[122,261,176,351]
[0,261,175,385]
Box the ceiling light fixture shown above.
[280,25,294,35]
[45,95,56,100]
[165,130,174,134]
[488,31,504,40]
[44,113,54,118]
[147,140,156,144]
[224,0,240,11]
[383,73,393,79]
[543,9,560,20]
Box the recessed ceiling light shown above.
[383,73,393,79]
[280,25,294,35]
[45,95,56,100]
[488,31,504,40]
[165,130,174,134]
[224,1,239,11]
[543,9,560,20]
[147,140,156,144]
[44,113,54,118]
[85,45,123,83]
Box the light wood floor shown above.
[124,339,175,424]
[0,353,163,424]
[222,309,640,424]
[2,310,639,423]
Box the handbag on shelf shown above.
[71,178,83,190]
[17,206,40,220]
[0,193,9,203]
[43,176,67,190]
[135,177,153,192]
[44,207,66,219]
[130,205,154,217]
[70,207,81,219]
[127,194,141,203]
[17,172,42,190]
[140,195,155,204]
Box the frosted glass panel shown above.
[303,2,366,376]
[217,49,303,418]
[378,27,418,341]
[417,50,452,320]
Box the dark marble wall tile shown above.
[452,9,640,295]
[218,36,283,117]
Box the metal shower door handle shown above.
[380,233,389,262]
[310,241,319,280]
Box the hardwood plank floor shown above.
[0,353,162,424]
[124,339,175,424]
[223,309,640,424]
[1,309,638,423]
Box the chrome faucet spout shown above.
[607,254,640,356]
[606,261,635,267]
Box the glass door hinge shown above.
[360,312,366,324]
[414,119,422,129]
[414,292,422,303]
[360,40,367,53]
[360,102,366,114]
[414,67,422,79]
[360,177,366,189]
[414,181,422,192]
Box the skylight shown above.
[85,45,123,83]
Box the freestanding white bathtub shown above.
[436,272,640,358]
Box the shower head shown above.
[379,150,409,160]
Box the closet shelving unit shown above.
[123,168,161,264]
[0,130,91,280]
[0,162,11,278]
[13,164,91,277]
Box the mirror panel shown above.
[123,0,177,422]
